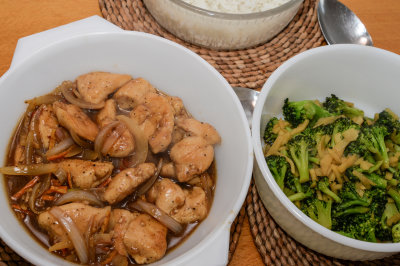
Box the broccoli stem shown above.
[288,192,312,202]
[374,130,390,168]
[364,173,387,189]
[338,199,370,210]
[388,188,400,211]
[289,143,310,183]
[317,179,342,203]
[335,206,370,217]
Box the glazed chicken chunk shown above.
[170,136,214,182]
[53,102,99,142]
[58,159,113,189]
[113,78,156,110]
[76,72,132,104]
[171,186,208,224]
[103,163,156,204]
[147,178,185,214]
[38,203,111,244]
[176,118,221,145]
[36,104,59,149]
[110,209,167,264]
[130,92,174,154]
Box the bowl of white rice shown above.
[143,0,303,50]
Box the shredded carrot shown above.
[12,204,31,215]
[51,179,61,186]
[41,195,55,201]
[11,176,40,201]
[43,185,68,195]
[67,172,73,189]
[101,250,117,265]
[47,146,73,161]
[98,177,112,188]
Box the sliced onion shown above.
[117,115,148,167]
[46,137,74,157]
[24,215,50,247]
[70,130,93,149]
[54,167,67,184]
[130,199,183,234]
[49,206,88,264]
[94,121,119,154]
[26,94,63,113]
[61,83,104,109]
[136,158,163,197]
[24,131,35,165]
[78,149,99,161]
[54,190,104,207]
[0,163,59,175]
[65,145,83,158]
[38,174,52,197]
[101,123,125,155]
[28,183,41,214]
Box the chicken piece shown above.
[168,96,189,118]
[171,187,208,224]
[160,162,176,178]
[146,178,185,214]
[76,72,132,104]
[123,213,167,264]
[58,159,113,189]
[53,101,98,142]
[97,99,135,157]
[38,203,111,244]
[176,118,221,145]
[170,136,214,182]
[103,163,156,204]
[109,209,140,256]
[114,78,156,110]
[130,93,174,154]
[36,104,58,149]
[97,99,117,127]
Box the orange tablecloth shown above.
[0,1,399,265]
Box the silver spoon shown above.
[233,0,372,124]
[317,0,373,46]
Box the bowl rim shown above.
[0,31,254,265]
[169,0,303,19]
[252,44,400,252]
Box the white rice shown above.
[181,0,291,14]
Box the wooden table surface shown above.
[1,1,399,265]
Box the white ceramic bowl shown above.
[252,44,400,260]
[143,0,303,50]
[0,31,253,265]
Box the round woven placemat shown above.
[99,0,325,90]
[246,180,400,265]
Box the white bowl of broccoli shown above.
[252,44,400,260]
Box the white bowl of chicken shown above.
[0,30,253,265]
[252,44,400,260]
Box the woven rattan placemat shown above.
[246,180,400,265]
[99,0,325,90]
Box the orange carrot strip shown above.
[51,179,61,186]
[67,172,73,189]
[11,176,40,201]
[12,204,31,215]
[41,195,55,201]
[46,146,73,161]
[101,250,117,265]
[98,177,112,188]
[43,186,68,195]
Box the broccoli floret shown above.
[317,177,341,203]
[377,202,399,242]
[265,155,288,190]
[358,125,390,168]
[332,212,378,242]
[392,223,400,242]
[303,198,333,229]
[323,94,364,118]
[375,110,400,135]
[264,117,279,145]
[287,135,315,183]
[283,98,333,127]
[330,117,360,148]
[337,182,371,210]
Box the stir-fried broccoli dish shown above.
[263,94,400,243]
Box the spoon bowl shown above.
[317,0,373,46]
